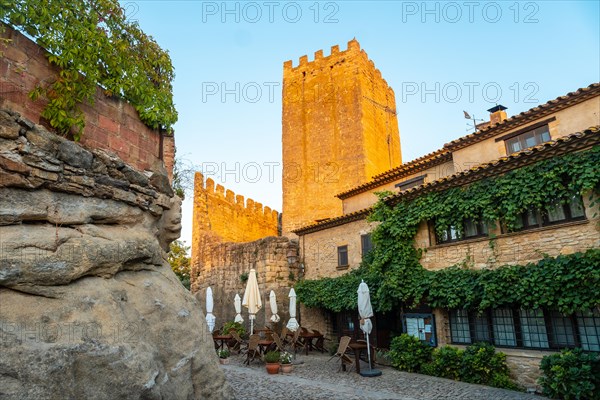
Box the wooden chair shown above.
[229,330,246,354]
[328,336,353,372]
[280,326,290,343]
[289,328,303,354]
[271,332,289,354]
[311,329,328,353]
[243,334,261,365]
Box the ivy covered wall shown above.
[296,145,600,315]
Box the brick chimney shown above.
[488,105,508,125]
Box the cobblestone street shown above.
[221,353,547,400]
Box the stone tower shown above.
[282,39,402,234]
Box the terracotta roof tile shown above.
[443,83,600,150]
[336,149,451,199]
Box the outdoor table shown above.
[299,333,323,355]
[257,339,274,356]
[212,335,232,351]
[346,342,376,374]
[256,328,272,339]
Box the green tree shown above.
[168,240,191,290]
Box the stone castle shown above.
[191,37,600,389]
[190,39,402,326]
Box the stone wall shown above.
[191,236,299,333]
[0,109,233,399]
[0,24,174,177]
[191,172,279,271]
[416,194,600,271]
[282,39,402,235]
[300,218,377,280]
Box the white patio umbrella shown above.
[205,286,216,333]
[269,290,280,322]
[286,288,299,332]
[357,280,381,377]
[234,293,244,323]
[242,269,262,335]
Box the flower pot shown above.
[219,358,229,365]
[280,363,293,373]
[265,362,280,374]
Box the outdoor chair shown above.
[271,332,290,354]
[289,328,304,354]
[280,326,290,343]
[242,334,261,365]
[228,330,246,354]
[311,329,328,353]
[328,336,354,372]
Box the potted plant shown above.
[280,351,293,373]
[217,349,230,365]
[264,351,280,374]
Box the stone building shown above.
[292,82,600,388]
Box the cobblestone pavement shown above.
[221,353,547,400]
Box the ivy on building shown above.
[1,0,177,139]
[295,146,600,315]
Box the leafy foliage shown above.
[222,321,246,338]
[388,334,433,373]
[168,240,190,290]
[397,341,517,390]
[1,0,177,139]
[538,348,600,400]
[296,147,600,315]
[264,350,280,363]
[422,346,464,380]
[217,349,230,359]
[459,342,513,387]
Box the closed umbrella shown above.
[357,280,381,377]
[234,293,244,323]
[242,269,262,335]
[205,286,216,333]
[286,288,299,332]
[269,290,280,322]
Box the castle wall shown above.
[282,39,402,235]
[191,236,300,332]
[0,25,174,177]
[191,172,280,272]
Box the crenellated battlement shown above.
[283,38,392,92]
[194,172,279,222]
[192,172,279,246]
[283,38,366,70]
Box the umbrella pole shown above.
[366,331,372,371]
[250,318,254,335]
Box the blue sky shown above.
[126,1,600,247]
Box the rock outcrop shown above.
[0,109,234,399]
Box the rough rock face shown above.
[0,109,234,399]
